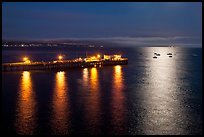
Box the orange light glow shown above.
[114,65,123,90]
[23,57,28,61]
[97,54,100,58]
[90,67,98,91]
[85,56,100,62]
[25,60,31,64]
[15,71,37,134]
[85,67,100,131]
[23,57,31,64]
[111,65,125,131]
[82,68,89,87]
[52,71,69,133]
[114,55,122,60]
[58,55,63,60]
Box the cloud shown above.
[39,36,201,47]
[55,36,201,47]
[3,35,201,47]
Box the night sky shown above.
[2,2,202,47]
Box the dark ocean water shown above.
[2,46,202,135]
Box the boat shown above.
[169,55,172,58]
[167,53,172,55]
[153,56,157,59]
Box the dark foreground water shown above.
[2,47,202,135]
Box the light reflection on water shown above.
[90,68,99,92]
[4,47,201,135]
[15,71,37,135]
[83,67,101,134]
[138,47,187,135]
[110,65,126,134]
[82,68,89,87]
[51,71,70,134]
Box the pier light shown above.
[23,57,31,64]
[25,60,31,64]
[104,55,111,60]
[58,55,63,60]
[97,54,101,58]
[23,57,28,61]
[114,54,122,60]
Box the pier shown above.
[2,54,128,71]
